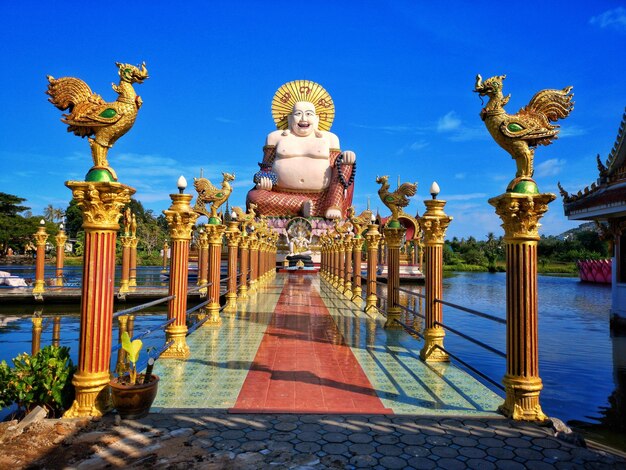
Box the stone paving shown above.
[65,411,626,469]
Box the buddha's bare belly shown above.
[274,156,331,191]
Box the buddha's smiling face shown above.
[289,101,319,137]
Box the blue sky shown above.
[2,1,625,239]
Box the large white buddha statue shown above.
[246,80,356,219]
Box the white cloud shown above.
[410,140,428,151]
[558,125,587,138]
[590,7,626,31]
[437,111,461,132]
[535,158,566,178]
[454,173,466,179]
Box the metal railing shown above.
[371,284,505,393]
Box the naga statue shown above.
[246,80,356,219]
[473,74,574,192]
[46,62,149,181]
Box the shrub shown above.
[2,345,75,417]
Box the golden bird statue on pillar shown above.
[193,172,236,223]
[376,175,417,226]
[46,62,149,181]
[473,74,573,191]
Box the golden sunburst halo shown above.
[271,80,335,131]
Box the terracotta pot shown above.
[109,374,159,419]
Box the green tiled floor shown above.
[317,279,502,416]
[152,279,285,410]
[153,273,502,416]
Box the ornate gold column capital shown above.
[163,193,199,240]
[66,181,135,231]
[197,229,209,249]
[33,225,49,246]
[383,226,405,247]
[239,234,250,249]
[206,223,226,243]
[225,221,241,247]
[119,235,133,248]
[129,236,139,249]
[365,224,381,248]
[55,230,67,248]
[488,192,556,241]
[422,199,452,245]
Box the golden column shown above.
[64,180,134,417]
[161,176,199,358]
[32,220,48,295]
[474,73,573,421]
[197,228,209,295]
[119,235,132,295]
[31,316,43,355]
[161,241,169,273]
[333,237,341,288]
[238,232,250,300]
[383,225,405,329]
[338,237,346,292]
[344,235,353,296]
[420,182,452,362]
[224,217,240,312]
[249,233,259,293]
[352,236,365,302]
[206,223,226,323]
[55,224,67,287]
[490,192,554,421]
[364,223,381,313]
[129,234,138,289]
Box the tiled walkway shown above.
[153,273,501,416]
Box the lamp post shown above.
[33,220,48,295]
[161,176,199,358]
[55,223,67,287]
[420,182,452,361]
[364,219,381,314]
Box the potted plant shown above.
[109,332,159,419]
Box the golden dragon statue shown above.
[474,74,574,191]
[46,62,149,181]
[193,172,235,222]
[376,175,417,227]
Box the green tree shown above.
[0,193,34,254]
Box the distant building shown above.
[560,108,626,329]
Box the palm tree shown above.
[43,204,55,222]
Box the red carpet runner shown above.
[231,276,392,414]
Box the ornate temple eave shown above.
[564,181,626,220]
[605,109,626,176]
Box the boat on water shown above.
[0,270,28,287]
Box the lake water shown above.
[0,267,624,445]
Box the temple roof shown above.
[561,108,626,220]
